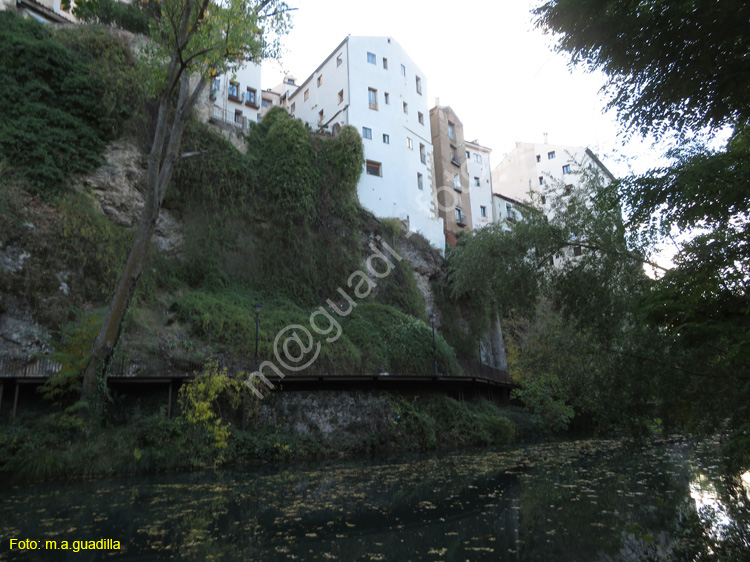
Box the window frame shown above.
[367,52,376,64]
[366,160,382,177]
[362,126,372,140]
[368,87,378,110]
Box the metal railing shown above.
[211,105,249,130]
[0,354,513,385]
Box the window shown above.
[366,160,381,176]
[338,89,344,104]
[418,112,424,125]
[304,89,309,101]
[406,137,413,149]
[290,102,295,114]
[261,98,272,108]
[466,151,471,160]
[383,134,390,144]
[319,109,324,122]
[246,87,258,108]
[565,184,573,194]
[362,127,372,139]
[415,76,422,95]
[287,78,295,85]
[337,54,343,67]
[536,154,541,163]
[474,177,480,187]
[562,164,571,174]
[417,173,423,190]
[506,203,515,221]
[368,87,378,109]
[367,52,376,64]
[228,81,239,100]
[403,102,408,114]
[317,75,323,87]
[480,206,487,218]
[383,57,388,69]
[419,143,426,164]
[455,207,465,224]
[448,121,455,141]
[453,173,461,191]
[234,109,243,124]
[548,151,556,159]
[384,92,390,104]
[539,176,544,185]
[450,149,458,165]
[540,195,546,205]
[401,64,406,76]
[474,153,482,164]
[573,245,583,257]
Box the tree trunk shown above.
[79,72,206,416]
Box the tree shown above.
[534,0,750,137]
[535,0,750,467]
[449,163,662,432]
[80,0,290,416]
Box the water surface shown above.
[1,438,747,560]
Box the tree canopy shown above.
[534,0,750,137]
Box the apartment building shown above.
[2,0,76,23]
[287,36,444,251]
[209,62,263,130]
[492,139,615,264]
[430,106,495,248]
[465,140,493,231]
[491,139,614,209]
[430,106,471,247]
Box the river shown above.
[1,437,748,561]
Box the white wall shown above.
[289,36,444,251]
[465,143,493,229]
[211,62,263,128]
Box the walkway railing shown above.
[0,355,513,385]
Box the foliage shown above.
[244,109,364,302]
[372,257,427,321]
[178,362,254,467]
[0,13,142,195]
[73,0,152,35]
[534,0,750,466]
[56,194,133,300]
[41,309,106,404]
[534,0,750,137]
[343,303,460,375]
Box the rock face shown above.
[82,140,184,253]
[396,232,445,320]
[0,294,51,358]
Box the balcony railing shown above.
[212,105,249,130]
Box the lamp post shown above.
[254,302,262,371]
[430,313,438,377]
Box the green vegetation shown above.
[0,13,141,196]
[535,0,750,471]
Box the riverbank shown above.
[0,390,531,483]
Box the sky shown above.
[262,0,659,178]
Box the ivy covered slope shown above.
[0,13,463,397]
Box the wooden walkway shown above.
[0,356,517,418]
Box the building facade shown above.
[492,139,615,265]
[430,106,471,247]
[209,62,263,130]
[2,0,76,23]
[465,140,493,231]
[286,36,444,250]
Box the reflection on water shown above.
[1,438,747,561]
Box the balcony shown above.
[456,215,467,227]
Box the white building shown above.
[492,139,615,265]
[492,193,528,232]
[286,36,444,250]
[209,62,263,130]
[465,140,493,230]
[2,0,76,23]
[491,139,614,209]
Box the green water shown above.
[1,438,748,561]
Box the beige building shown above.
[429,105,472,248]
